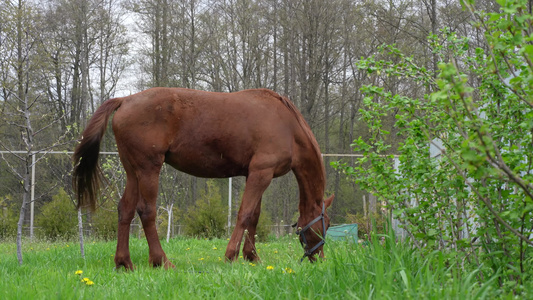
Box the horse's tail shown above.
[72,98,123,211]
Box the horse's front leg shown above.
[225,169,272,262]
[242,197,262,261]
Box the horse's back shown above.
[112,88,303,178]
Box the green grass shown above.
[0,233,518,299]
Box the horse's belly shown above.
[164,151,248,178]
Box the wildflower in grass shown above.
[186,248,191,251]
[213,247,217,250]
[75,270,83,275]
[82,277,90,282]
[199,258,204,261]
[283,267,294,274]
[249,263,256,267]
[274,250,278,254]
[218,257,222,261]
[85,280,94,286]
[266,266,274,270]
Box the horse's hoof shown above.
[115,263,135,272]
[164,260,176,270]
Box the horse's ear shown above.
[325,194,334,209]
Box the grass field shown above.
[0,232,519,299]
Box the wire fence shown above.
[0,150,383,240]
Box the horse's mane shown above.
[276,94,326,189]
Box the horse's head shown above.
[294,194,334,262]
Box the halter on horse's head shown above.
[294,200,330,262]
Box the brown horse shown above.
[72,87,334,270]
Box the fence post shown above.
[227,177,232,234]
[30,152,35,241]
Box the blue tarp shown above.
[328,223,358,243]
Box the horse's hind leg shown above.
[115,176,138,270]
[225,168,273,262]
[137,172,175,269]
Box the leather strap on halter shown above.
[296,201,326,262]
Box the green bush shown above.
[0,195,17,239]
[36,188,77,240]
[255,206,273,242]
[91,199,118,240]
[333,0,533,293]
[184,180,226,238]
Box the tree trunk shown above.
[16,162,30,265]
[16,91,35,265]
[166,203,173,243]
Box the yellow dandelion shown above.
[66,245,69,247]
[284,267,294,274]
[82,277,90,282]
[85,280,94,286]
[266,266,274,270]
[274,250,278,254]
[199,258,204,261]
[249,263,256,267]
[75,270,83,275]
[186,247,191,251]
[213,247,217,250]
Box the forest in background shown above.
[0,0,500,233]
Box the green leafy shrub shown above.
[91,199,118,240]
[184,180,226,238]
[333,1,533,293]
[36,188,77,240]
[255,206,273,242]
[0,195,17,239]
